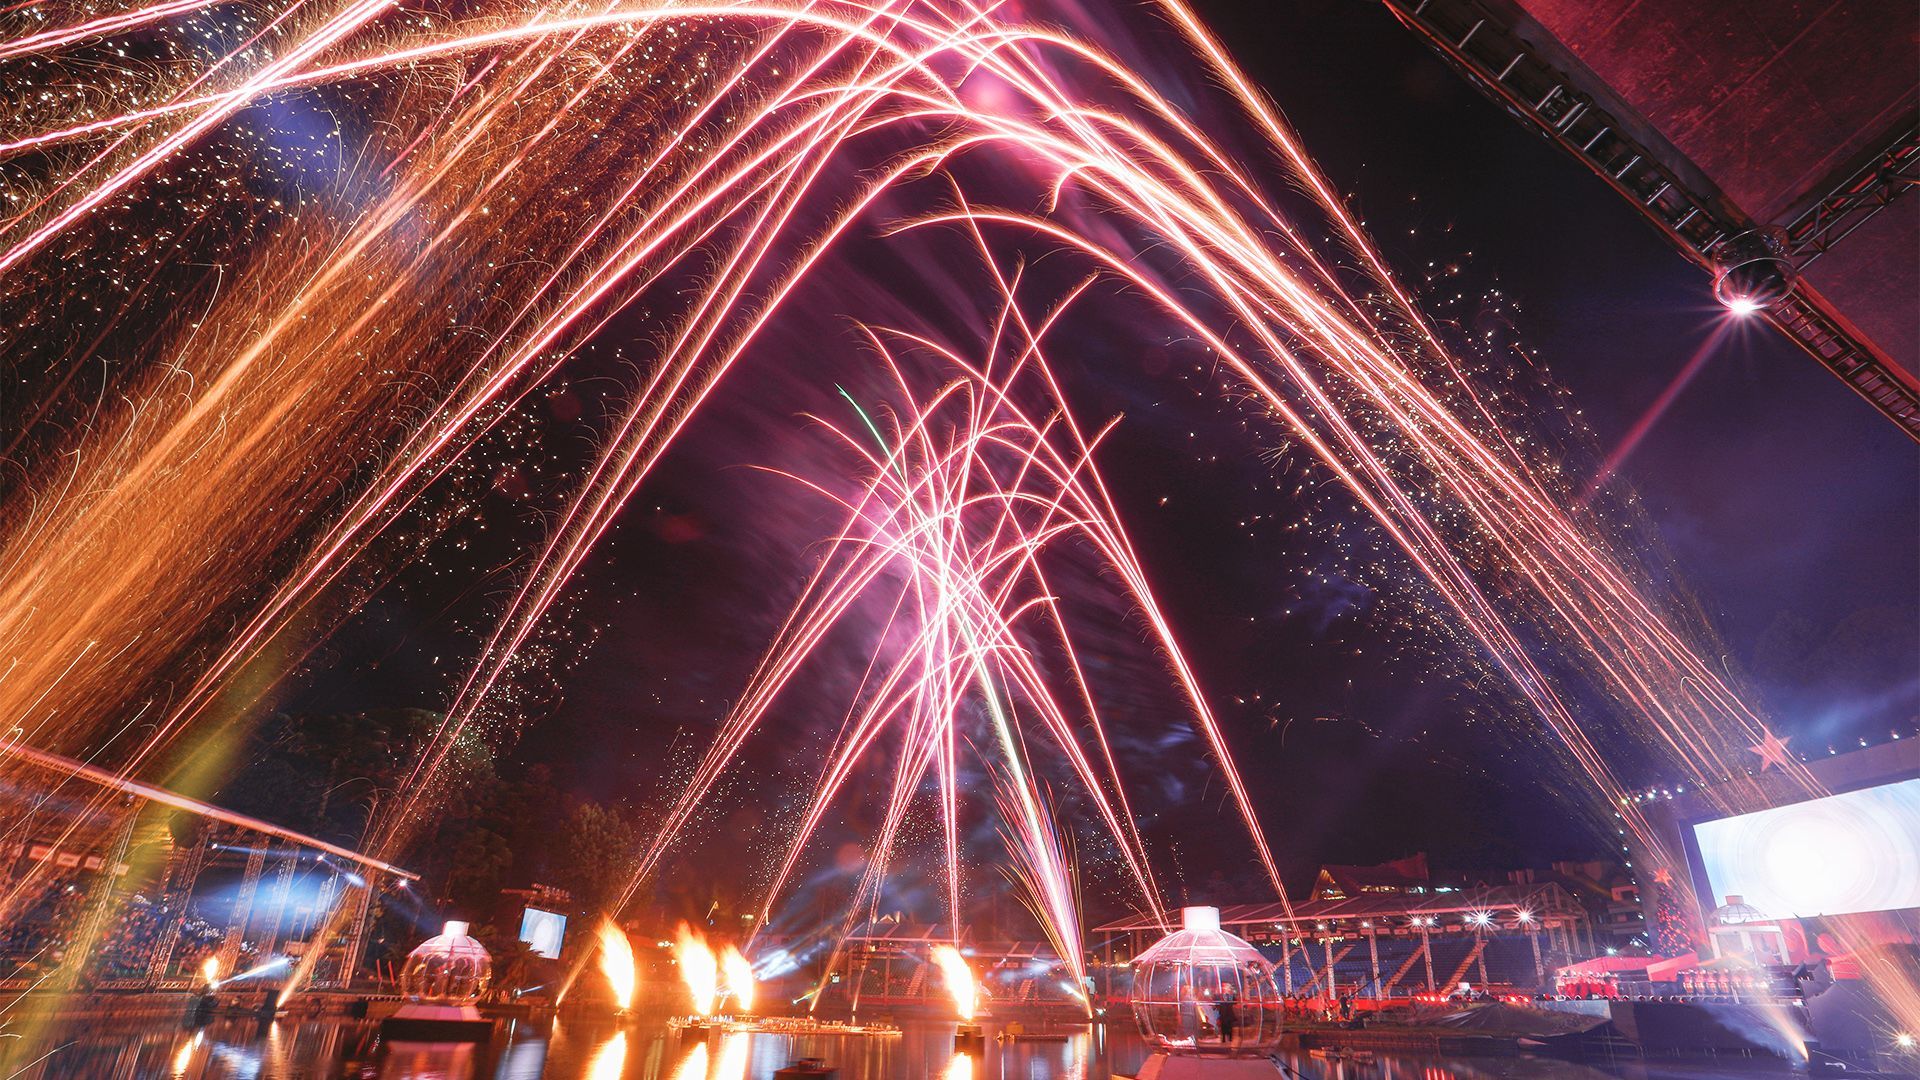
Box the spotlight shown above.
[1897,1032,1915,1050]
[1711,230,1794,315]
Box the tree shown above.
[554,802,639,915]
[1652,883,1696,957]
[218,708,445,844]
[441,827,515,910]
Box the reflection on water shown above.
[0,1012,1804,1079]
[584,1030,628,1080]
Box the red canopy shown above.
[1555,954,1649,979]
[1644,952,1699,983]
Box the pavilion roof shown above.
[1092,882,1583,934]
[840,924,1063,958]
[842,922,962,943]
[1316,853,1430,896]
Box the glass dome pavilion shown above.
[1129,906,1283,1050]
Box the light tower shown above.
[1127,906,1285,1078]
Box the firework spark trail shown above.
[991,773,1083,1003]
[272,7,998,995]
[0,0,396,272]
[0,0,1789,933]
[1,0,329,246]
[0,0,1797,883]
[310,0,1702,873]
[81,0,834,768]
[437,0,1903,1011]
[0,0,836,933]
[349,8,1293,910]
[1,0,1911,1026]
[0,0,921,817]
[0,0,221,61]
[538,276,1275,999]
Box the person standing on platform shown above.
[1215,987,1238,1045]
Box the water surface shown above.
[0,1012,1806,1079]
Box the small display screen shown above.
[519,907,568,959]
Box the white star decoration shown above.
[1748,730,1793,771]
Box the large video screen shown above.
[1693,778,1920,919]
[519,907,568,959]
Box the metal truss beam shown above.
[1381,0,1920,441]
[1785,121,1920,264]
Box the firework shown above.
[553,268,1290,1008]
[1,0,1909,1028]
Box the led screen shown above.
[519,907,568,959]
[1693,778,1920,918]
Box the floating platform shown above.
[1308,1048,1373,1062]
[1125,1052,1287,1079]
[667,1015,902,1037]
[773,1058,837,1078]
[997,1031,1072,1043]
[380,1003,495,1043]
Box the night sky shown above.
[282,0,1918,913]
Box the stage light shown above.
[1711,230,1794,315]
[1896,1032,1915,1049]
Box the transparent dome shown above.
[1710,896,1773,926]
[1129,906,1283,1051]
[401,921,493,1005]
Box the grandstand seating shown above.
[1476,935,1543,988]
[1260,935,1547,997]
[1417,935,1473,992]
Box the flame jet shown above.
[597,918,638,1011]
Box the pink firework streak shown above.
[1,0,1910,1026]
[569,268,1290,999]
